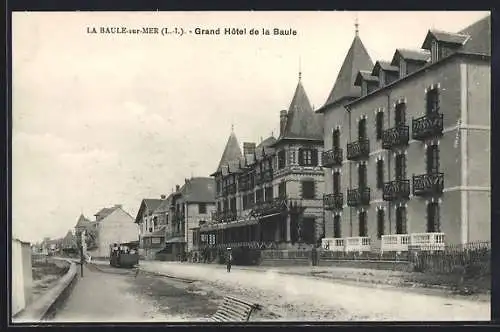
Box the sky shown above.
[11,11,489,243]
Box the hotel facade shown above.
[318,15,491,253]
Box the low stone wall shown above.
[14,259,78,322]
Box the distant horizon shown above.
[12,11,490,243]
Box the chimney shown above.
[175,185,180,192]
[280,110,287,136]
[160,194,166,200]
[114,204,122,208]
[243,142,256,156]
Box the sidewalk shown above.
[51,265,168,322]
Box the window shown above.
[230,197,237,212]
[333,215,341,238]
[333,171,341,193]
[298,149,318,166]
[255,188,264,203]
[427,202,440,232]
[431,40,439,62]
[376,111,384,140]
[278,150,286,169]
[426,88,440,114]
[399,59,407,78]
[198,203,207,214]
[377,209,385,239]
[332,129,340,149]
[395,102,406,126]
[242,195,248,210]
[395,206,407,234]
[265,186,273,202]
[426,144,439,174]
[358,118,367,140]
[359,211,367,237]
[302,180,315,199]
[289,150,296,165]
[278,182,287,198]
[395,154,406,180]
[152,237,161,244]
[358,163,367,188]
[376,159,384,189]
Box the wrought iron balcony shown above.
[382,179,410,201]
[323,193,344,210]
[382,125,409,150]
[322,148,343,167]
[347,187,370,207]
[251,196,288,217]
[412,172,444,196]
[412,113,443,141]
[347,139,370,161]
[211,210,237,222]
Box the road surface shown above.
[134,261,490,321]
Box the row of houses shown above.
[133,14,489,262]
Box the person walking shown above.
[226,248,233,273]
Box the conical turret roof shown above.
[278,77,323,141]
[319,35,373,112]
[214,131,243,173]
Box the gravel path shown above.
[137,261,490,321]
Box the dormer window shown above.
[431,39,439,62]
[399,59,407,78]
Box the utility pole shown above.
[80,230,85,277]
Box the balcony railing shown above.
[412,113,444,141]
[323,193,343,210]
[382,179,410,201]
[347,139,370,161]
[382,125,409,150]
[211,210,238,223]
[322,148,343,167]
[381,233,445,252]
[410,232,446,251]
[381,234,410,252]
[412,172,444,196]
[321,238,345,252]
[344,237,371,252]
[251,196,289,217]
[347,187,370,206]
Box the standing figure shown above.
[226,248,232,273]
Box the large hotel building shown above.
[318,15,490,252]
[195,14,490,260]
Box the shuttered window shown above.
[278,150,286,169]
[358,163,367,188]
[359,211,367,237]
[396,206,407,234]
[278,182,287,198]
[302,180,315,199]
[377,209,385,239]
[358,118,367,140]
[333,215,341,238]
[427,202,440,232]
[333,171,341,193]
[332,129,340,149]
[395,103,406,126]
[426,88,440,114]
[376,159,384,189]
[376,111,384,140]
[395,154,407,180]
[426,144,439,174]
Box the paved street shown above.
[134,261,490,321]
[51,264,221,322]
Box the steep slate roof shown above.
[75,214,91,228]
[135,198,163,223]
[421,30,469,49]
[391,49,430,66]
[214,131,243,173]
[155,198,171,213]
[180,177,216,203]
[320,35,373,110]
[458,14,490,55]
[371,61,398,76]
[276,78,323,142]
[354,70,379,86]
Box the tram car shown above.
[109,243,139,268]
